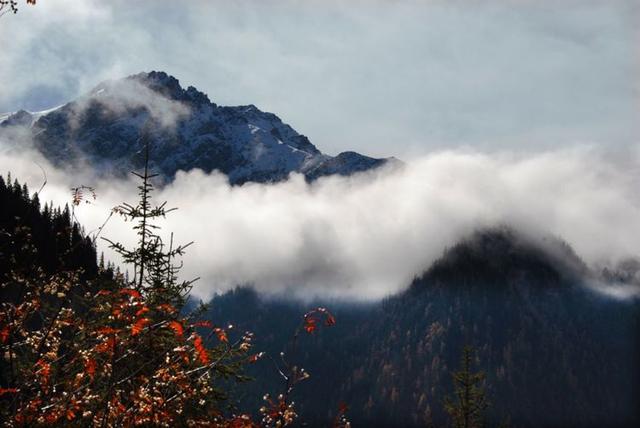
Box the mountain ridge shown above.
[202,227,640,427]
[0,71,400,184]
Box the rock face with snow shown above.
[1,71,397,184]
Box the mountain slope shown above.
[0,71,398,184]
[203,228,640,428]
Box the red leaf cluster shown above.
[214,327,228,343]
[168,320,184,338]
[85,358,97,379]
[0,325,9,343]
[193,334,209,365]
[302,307,337,334]
[131,317,151,336]
[119,288,142,299]
[0,388,18,397]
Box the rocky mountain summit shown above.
[0,71,399,184]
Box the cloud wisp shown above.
[1,141,639,301]
[71,78,191,130]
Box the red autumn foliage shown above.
[302,307,336,334]
[131,317,151,335]
[193,333,209,365]
[95,334,117,354]
[96,327,121,336]
[157,303,177,314]
[0,388,18,397]
[214,327,229,343]
[135,306,150,317]
[168,320,184,338]
[34,359,51,387]
[304,317,317,334]
[325,313,337,327]
[85,358,97,379]
[119,288,142,299]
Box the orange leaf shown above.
[96,290,111,297]
[35,359,51,386]
[85,358,97,379]
[135,306,150,317]
[214,327,228,343]
[0,326,9,344]
[247,353,264,364]
[193,334,209,365]
[304,317,317,334]
[111,398,126,413]
[325,314,336,327]
[156,303,177,314]
[168,320,184,338]
[131,317,151,336]
[119,288,141,299]
[96,335,117,354]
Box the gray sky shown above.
[1,0,638,158]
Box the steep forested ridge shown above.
[204,229,640,428]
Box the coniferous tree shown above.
[444,346,488,428]
[102,139,195,307]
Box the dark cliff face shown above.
[1,71,396,184]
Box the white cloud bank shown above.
[2,143,639,301]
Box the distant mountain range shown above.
[0,71,399,184]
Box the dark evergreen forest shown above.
[205,230,640,427]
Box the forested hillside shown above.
[0,175,98,280]
[204,229,640,427]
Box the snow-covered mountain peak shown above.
[0,71,397,184]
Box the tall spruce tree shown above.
[444,346,488,428]
[102,138,195,307]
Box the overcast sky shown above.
[1,0,638,157]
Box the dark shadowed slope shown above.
[203,228,640,428]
